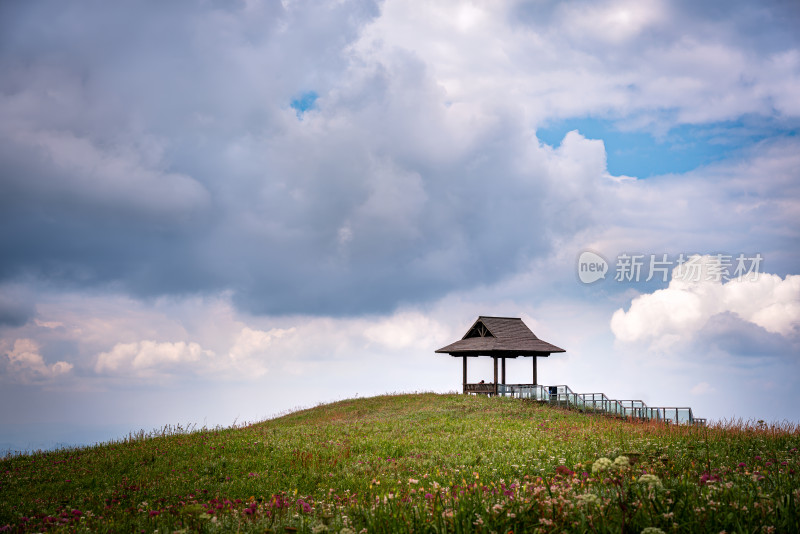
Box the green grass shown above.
[1,393,798,533]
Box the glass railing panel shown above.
[491,384,702,423]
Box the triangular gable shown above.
[463,319,495,339]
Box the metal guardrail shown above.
[467,382,704,425]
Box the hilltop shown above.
[1,393,798,532]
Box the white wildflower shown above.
[638,474,663,488]
[576,493,601,507]
[613,456,630,469]
[592,457,613,474]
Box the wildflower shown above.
[298,499,312,513]
[576,493,600,507]
[339,528,355,534]
[641,528,666,534]
[592,457,613,474]
[613,456,630,469]
[556,465,574,476]
[638,474,662,488]
[408,478,419,484]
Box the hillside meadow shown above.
[1,393,798,533]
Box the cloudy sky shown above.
[1,0,799,451]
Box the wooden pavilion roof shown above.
[435,316,565,357]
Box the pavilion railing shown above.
[464,382,704,425]
[464,383,497,395]
[579,393,626,416]
[496,384,549,401]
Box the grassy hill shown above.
[1,393,798,533]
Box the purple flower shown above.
[425,493,433,500]
[738,462,746,468]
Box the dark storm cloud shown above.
[0,295,33,328]
[0,0,567,315]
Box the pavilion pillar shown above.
[501,357,506,385]
[532,356,538,386]
[493,357,498,396]
[462,356,467,394]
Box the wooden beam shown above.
[493,357,498,396]
[462,356,467,394]
[532,356,538,386]
[501,357,506,385]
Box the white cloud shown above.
[34,319,64,329]
[3,338,73,384]
[95,340,214,377]
[611,255,800,349]
[363,311,449,350]
[224,326,296,378]
[351,0,800,127]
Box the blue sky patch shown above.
[537,117,797,178]
[290,91,318,119]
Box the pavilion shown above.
[435,316,565,396]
